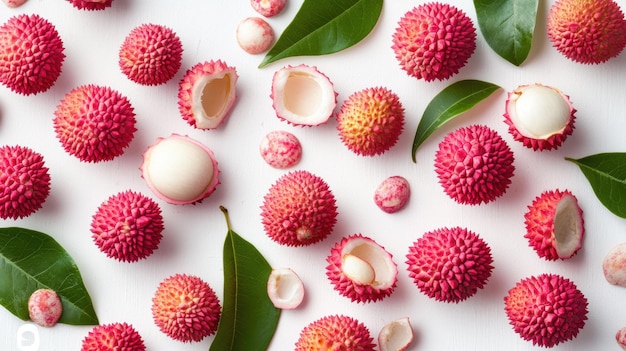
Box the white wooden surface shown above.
[2,1,626,350]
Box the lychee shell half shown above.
[504,273,588,347]
[67,0,113,11]
[0,14,65,95]
[178,60,238,129]
[81,323,146,351]
[295,314,376,351]
[261,170,338,246]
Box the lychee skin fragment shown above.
[152,274,221,343]
[28,289,62,327]
[504,274,588,348]
[0,14,65,95]
[91,190,164,262]
[336,86,405,156]
[119,23,183,86]
[81,322,146,351]
[67,0,113,11]
[435,125,515,205]
[295,314,376,351]
[392,3,476,81]
[0,145,51,220]
[406,227,494,303]
[616,327,626,350]
[547,0,626,64]
[261,170,338,246]
[54,85,137,163]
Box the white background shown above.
[2,0,626,350]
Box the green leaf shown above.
[210,207,281,351]
[411,80,501,162]
[473,0,539,66]
[566,153,626,219]
[0,227,99,325]
[259,0,383,67]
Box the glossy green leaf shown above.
[210,207,280,351]
[411,80,501,162]
[259,0,383,67]
[0,227,98,325]
[566,153,626,219]
[473,0,538,66]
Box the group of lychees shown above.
[2,0,626,350]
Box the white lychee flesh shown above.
[341,237,395,290]
[267,268,305,309]
[342,254,376,285]
[554,194,584,258]
[378,317,413,351]
[603,242,626,287]
[507,85,570,139]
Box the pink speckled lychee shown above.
[259,130,302,168]
[603,242,626,287]
[616,327,626,350]
[81,323,146,351]
[250,0,286,17]
[28,289,62,327]
[2,0,27,7]
[236,17,274,54]
[67,0,113,10]
[374,176,410,213]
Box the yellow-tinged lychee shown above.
[295,315,376,351]
[81,323,146,351]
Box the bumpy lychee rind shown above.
[504,274,588,347]
[178,60,238,129]
[0,14,65,95]
[67,0,113,10]
[91,190,164,262]
[547,0,626,64]
[406,227,494,303]
[392,3,476,81]
[435,125,515,205]
[336,87,405,156]
[81,322,146,351]
[261,170,338,246]
[504,84,576,151]
[0,145,51,220]
[524,189,584,261]
[152,274,221,343]
[54,85,137,163]
[326,234,398,303]
[119,23,183,86]
[295,315,376,351]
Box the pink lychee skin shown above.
[603,242,626,287]
[236,17,275,55]
[28,289,62,327]
[2,0,27,7]
[67,0,113,10]
[81,323,146,351]
[260,130,302,168]
[250,0,286,17]
[617,327,626,350]
[374,176,410,213]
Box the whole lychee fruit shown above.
[251,0,286,17]
[261,170,338,246]
[28,288,62,327]
[67,0,113,10]
[435,124,515,205]
[119,23,183,86]
[0,145,51,220]
[504,273,588,347]
[547,0,626,64]
[406,226,493,303]
[0,14,65,95]
[392,3,476,81]
[336,87,405,156]
[54,85,137,163]
[295,315,376,351]
[236,17,275,55]
[81,322,146,351]
[152,274,221,342]
[259,130,302,169]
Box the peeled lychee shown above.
[67,0,113,10]
[140,134,220,205]
[236,17,274,54]
[392,3,476,81]
[81,322,146,351]
[504,273,588,347]
[0,145,51,220]
[0,14,65,95]
[90,190,164,262]
[547,0,626,64]
[504,84,576,151]
[259,130,302,169]
[251,0,286,17]
[295,315,376,351]
[119,23,183,86]
[178,60,238,129]
[54,84,137,163]
[28,289,62,327]
[374,176,410,213]
[378,317,413,351]
[261,170,338,246]
[271,64,337,127]
[435,124,515,205]
[326,234,398,303]
[152,274,221,343]
[336,87,405,156]
[524,189,584,261]
[406,226,494,303]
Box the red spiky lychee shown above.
[295,315,376,351]
[67,0,113,11]
[81,323,146,351]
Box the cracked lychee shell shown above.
[504,84,576,151]
[295,315,376,351]
[326,234,398,303]
[261,170,338,246]
[406,226,494,303]
[524,189,584,261]
[504,273,588,347]
[81,322,146,351]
